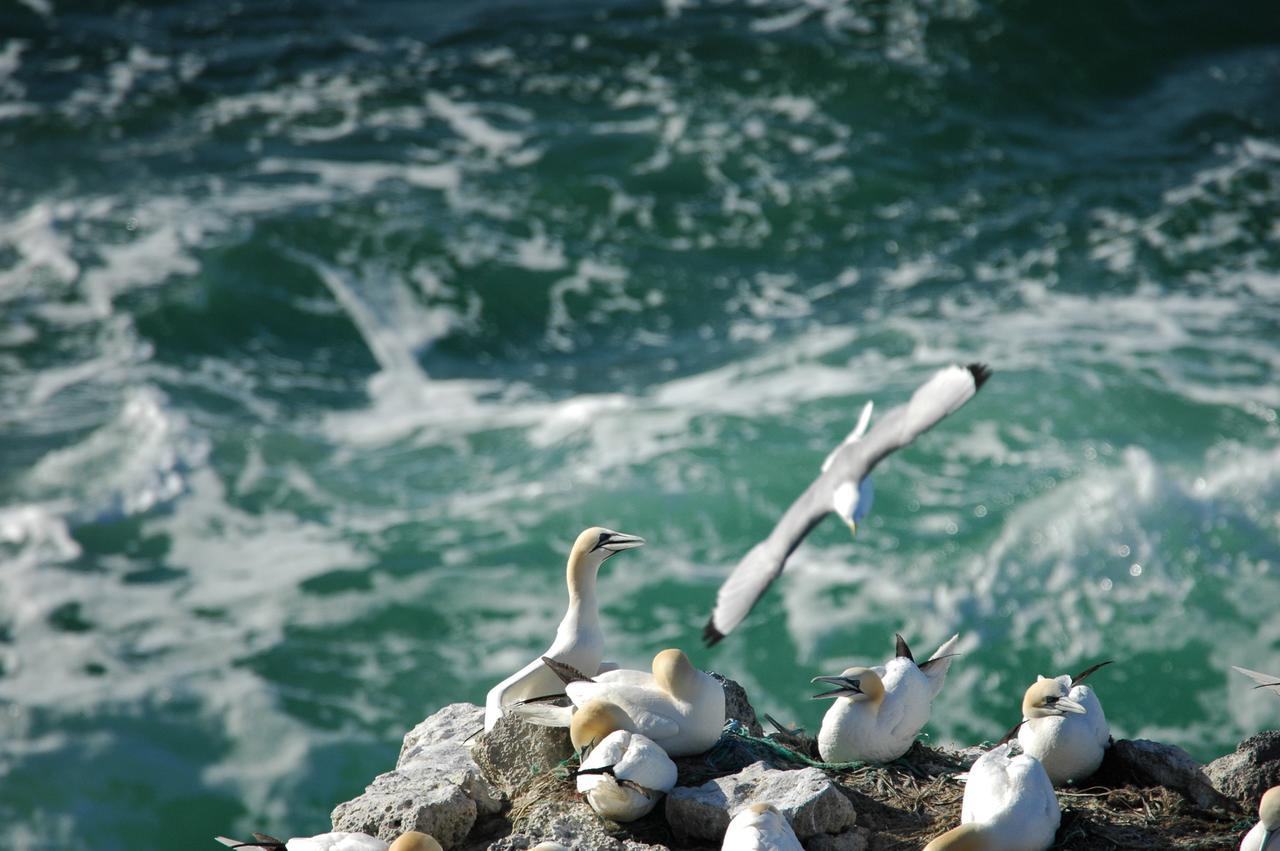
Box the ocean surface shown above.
[2,0,1279,847]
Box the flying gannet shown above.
[1241,785,1280,851]
[546,648,726,757]
[812,633,960,763]
[922,743,1059,851]
[703,363,991,645]
[572,700,678,822]
[1233,666,1280,697]
[483,527,644,731]
[1012,661,1112,786]
[214,830,442,851]
[721,803,803,851]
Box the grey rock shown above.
[1205,730,1280,807]
[665,761,856,842]
[806,828,870,851]
[332,703,503,848]
[488,799,668,851]
[473,713,575,797]
[1108,738,1235,812]
[710,672,763,738]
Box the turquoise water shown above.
[2,1,1280,848]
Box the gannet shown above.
[214,830,442,851]
[1241,786,1280,851]
[573,700,678,822]
[721,803,804,851]
[812,633,961,763]
[549,648,726,757]
[703,363,991,645]
[1013,661,1111,786]
[484,527,644,731]
[922,743,1059,851]
[1233,666,1280,697]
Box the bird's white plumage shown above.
[951,744,1059,851]
[816,634,959,763]
[565,652,725,757]
[286,835,390,851]
[576,729,677,822]
[720,804,804,851]
[1234,666,1280,696]
[1018,675,1109,786]
[1241,821,1275,851]
[1241,786,1280,851]
[821,401,874,473]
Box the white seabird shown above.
[572,700,678,822]
[1233,666,1280,697]
[812,633,961,763]
[923,743,1060,851]
[1013,661,1111,786]
[1241,785,1280,851]
[215,830,442,851]
[721,803,803,851]
[483,526,644,731]
[703,363,991,645]
[547,648,726,757]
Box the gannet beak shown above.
[601,532,645,552]
[1055,697,1087,715]
[810,675,862,700]
[843,518,857,539]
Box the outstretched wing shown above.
[1232,665,1280,695]
[703,363,991,645]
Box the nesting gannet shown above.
[1233,666,1280,697]
[572,700,678,822]
[1241,785,1280,851]
[484,527,644,731]
[703,363,991,645]
[1013,661,1111,786]
[923,743,1059,851]
[549,648,726,757]
[215,830,442,851]
[812,633,961,763]
[721,803,804,851]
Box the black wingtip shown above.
[967,362,992,390]
[894,633,915,661]
[1071,659,1114,686]
[703,618,725,648]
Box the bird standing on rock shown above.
[215,830,442,851]
[1241,785,1280,851]
[1012,661,1111,786]
[721,803,803,851]
[923,743,1059,851]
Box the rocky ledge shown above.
[329,675,1272,850]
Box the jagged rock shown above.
[488,799,668,850]
[1105,739,1235,812]
[710,673,763,737]
[332,703,503,848]
[806,828,871,851]
[473,713,575,797]
[1205,730,1280,807]
[664,761,856,842]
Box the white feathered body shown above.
[286,833,389,851]
[960,744,1060,851]
[818,635,958,764]
[566,668,724,757]
[720,806,804,851]
[576,730,677,822]
[1240,819,1275,851]
[1017,677,1109,785]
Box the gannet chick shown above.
[1015,661,1111,786]
[1233,666,1280,697]
[559,648,725,757]
[1242,786,1280,851]
[484,527,644,731]
[813,633,961,763]
[703,363,991,645]
[215,830,442,851]
[721,803,803,851]
[573,700,678,822]
[923,743,1059,851]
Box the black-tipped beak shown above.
[810,675,862,700]
[596,531,645,553]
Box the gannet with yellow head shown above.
[561,648,725,757]
[923,743,1059,851]
[215,830,443,851]
[572,699,678,822]
[1241,785,1280,851]
[721,803,803,851]
[483,526,644,731]
[812,633,961,763]
[1014,662,1111,786]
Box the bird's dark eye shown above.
[1044,696,1059,705]
[592,533,613,551]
